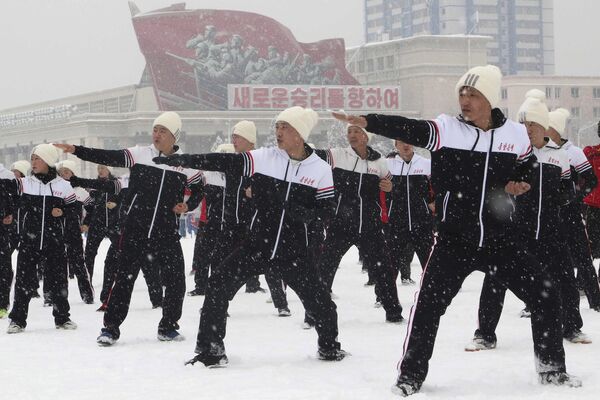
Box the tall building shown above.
[364,0,554,76]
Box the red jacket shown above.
[584,144,600,207]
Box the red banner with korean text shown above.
[228,85,401,111]
[131,4,359,111]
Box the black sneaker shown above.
[188,288,205,296]
[184,353,229,368]
[386,312,404,324]
[317,348,349,361]
[364,279,375,286]
[392,378,422,396]
[245,286,267,293]
[157,330,185,342]
[97,330,118,346]
[465,335,497,351]
[539,371,582,387]
[278,307,292,317]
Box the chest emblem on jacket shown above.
[299,176,316,186]
[497,143,515,152]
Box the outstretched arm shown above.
[69,176,122,195]
[154,153,248,176]
[332,111,441,151]
[54,144,130,168]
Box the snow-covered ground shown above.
[3,237,600,399]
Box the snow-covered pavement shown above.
[2,237,599,399]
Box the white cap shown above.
[11,160,31,177]
[31,144,61,168]
[347,124,374,142]
[549,108,571,137]
[232,120,257,144]
[517,93,549,130]
[215,143,235,153]
[153,111,182,143]
[57,159,79,176]
[456,65,503,108]
[276,106,319,141]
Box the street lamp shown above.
[577,121,599,148]
[467,11,480,69]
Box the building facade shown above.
[0,83,418,177]
[346,34,490,119]
[364,0,555,76]
[499,75,600,147]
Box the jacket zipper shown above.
[478,129,495,247]
[442,191,450,222]
[271,161,297,260]
[148,168,167,238]
[536,163,543,240]
[406,160,412,231]
[40,194,46,250]
[126,193,138,214]
[105,193,109,227]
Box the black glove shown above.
[153,154,189,167]
[68,176,81,188]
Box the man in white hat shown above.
[384,139,434,286]
[0,163,16,318]
[544,108,600,311]
[333,65,580,395]
[55,111,203,345]
[309,123,403,325]
[1,144,78,332]
[154,106,347,366]
[468,92,590,353]
[82,165,124,287]
[56,160,95,305]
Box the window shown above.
[545,87,552,99]
[593,88,600,99]
[571,87,580,98]
[555,87,561,98]
[119,95,134,112]
[501,88,508,100]
[571,107,580,117]
[367,59,374,72]
[377,57,384,71]
[90,100,104,113]
[358,60,365,73]
[386,55,394,69]
[594,107,600,119]
[104,98,118,113]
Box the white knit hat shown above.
[153,111,182,143]
[517,94,549,130]
[31,144,61,168]
[525,89,546,102]
[215,143,235,153]
[232,120,257,144]
[11,160,31,177]
[549,108,571,137]
[57,159,79,176]
[97,164,113,174]
[456,65,503,108]
[276,106,319,141]
[347,124,374,142]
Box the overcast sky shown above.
[1,0,598,110]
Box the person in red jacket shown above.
[584,121,600,259]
